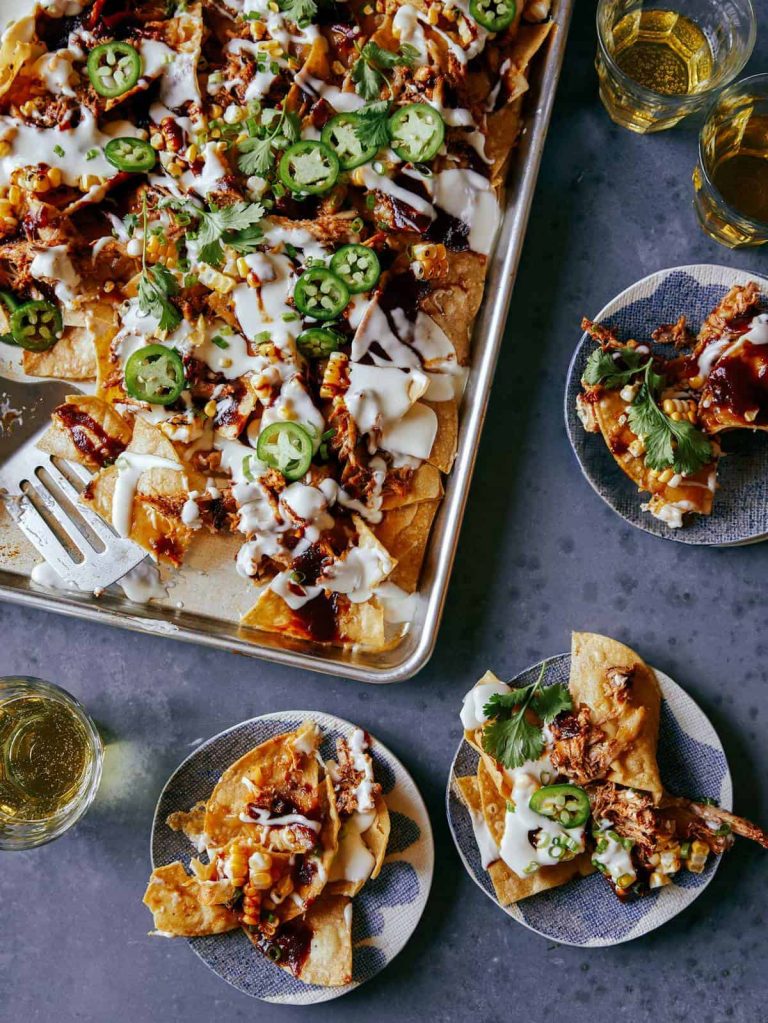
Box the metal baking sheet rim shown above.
[0,1,574,683]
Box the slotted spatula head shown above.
[0,376,146,590]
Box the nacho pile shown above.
[143,720,389,987]
[576,283,768,531]
[0,0,553,649]
[455,632,768,906]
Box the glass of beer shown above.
[596,0,756,133]
[0,677,103,849]
[693,74,768,248]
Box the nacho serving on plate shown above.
[455,632,768,906]
[0,0,553,650]
[143,720,389,987]
[576,283,767,530]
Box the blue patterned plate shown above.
[150,711,433,1004]
[447,655,732,947]
[565,264,768,546]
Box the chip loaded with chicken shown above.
[576,283,767,531]
[0,0,553,650]
[455,632,768,906]
[143,720,389,987]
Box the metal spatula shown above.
[0,377,145,590]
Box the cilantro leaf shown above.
[480,663,567,771]
[482,714,544,772]
[351,43,419,101]
[163,199,265,267]
[582,345,651,389]
[137,264,181,332]
[627,362,713,475]
[354,100,391,149]
[532,683,572,723]
[226,223,267,254]
[237,136,274,176]
[278,0,316,27]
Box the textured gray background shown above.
[2,6,767,1022]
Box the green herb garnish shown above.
[136,196,181,332]
[353,100,391,149]
[351,42,419,101]
[481,664,572,770]
[582,345,652,389]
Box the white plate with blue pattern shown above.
[150,710,434,1004]
[565,264,768,546]
[447,655,732,947]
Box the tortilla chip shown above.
[81,418,201,566]
[23,324,97,380]
[0,17,42,99]
[38,394,132,470]
[245,894,353,987]
[166,800,208,852]
[327,792,390,897]
[142,862,240,936]
[241,584,387,649]
[570,632,663,802]
[374,499,440,592]
[425,398,457,473]
[476,760,593,906]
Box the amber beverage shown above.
[0,677,103,849]
[595,0,755,133]
[693,74,768,248]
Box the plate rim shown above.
[563,262,768,548]
[446,652,733,948]
[148,709,435,1002]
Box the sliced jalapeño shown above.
[329,245,380,294]
[10,300,62,351]
[278,141,340,195]
[321,113,378,171]
[293,267,349,321]
[256,421,313,481]
[87,41,143,98]
[388,103,445,164]
[528,784,590,829]
[469,0,517,33]
[296,326,343,359]
[124,344,185,405]
[104,137,157,173]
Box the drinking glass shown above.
[596,0,756,133]
[0,677,103,850]
[693,74,768,248]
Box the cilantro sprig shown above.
[353,100,391,149]
[582,345,652,390]
[162,198,265,266]
[237,107,301,177]
[481,664,572,770]
[278,0,316,27]
[627,361,713,476]
[136,196,181,332]
[351,42,419,101]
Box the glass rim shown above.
[697,72,768,233]
[595,0,757,107]
[0,676,103,849]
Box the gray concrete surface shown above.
[2,5,767,1022]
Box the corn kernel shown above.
[185,143,198,163]
[8,185,21,206]
[628,438,645,458]
[46,166,62,187]
[658,468,674,484]
[150,132,164,149]
[670,411,682,422]
[0,141,11,158]
[209,104,224,119]
[103,280,114,293]
[689,374,704,389]
[204,400,218,417]
[236,257,249,278]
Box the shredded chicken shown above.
[588,782,675,869]
[652,314,693,349]
[549,706,625,786]
[580,317,622,349]
[696,282,761,348]
[662,795,768,850]
[332,735,380,818]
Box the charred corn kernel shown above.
[236,257,250,278]
[249,871,272,889]
[332,60,345,75]
[150,132,164,149]
[167,159,184,177]
[197,265,235,294]
[209,104,224,119]
[350,167,365,187]
[744,408,759,422]
[427,4,440,22]
[657,468,674,484]
[236,130,248,144]
[204,399,218,417]
[659,848,681,874]
[688,374,704,389]
[687,411,697,423]
[249,19,267,39]
[687,840,709,873]
[146,236,161,256]
[32,175,50,193]
[47,166,62,187]
[185,143,198,163]
[410,241,448,280]
[628,437,646,458]
[80,173,101,190]
[103,280,115,293]
[8,185,21,206]
[663,398,695,414]
[210,127,222,139]
[0,141,10,158]
[20,100,37,117]
[649,871,671,889]
[320,351,349,399]
[670,411,682,422]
